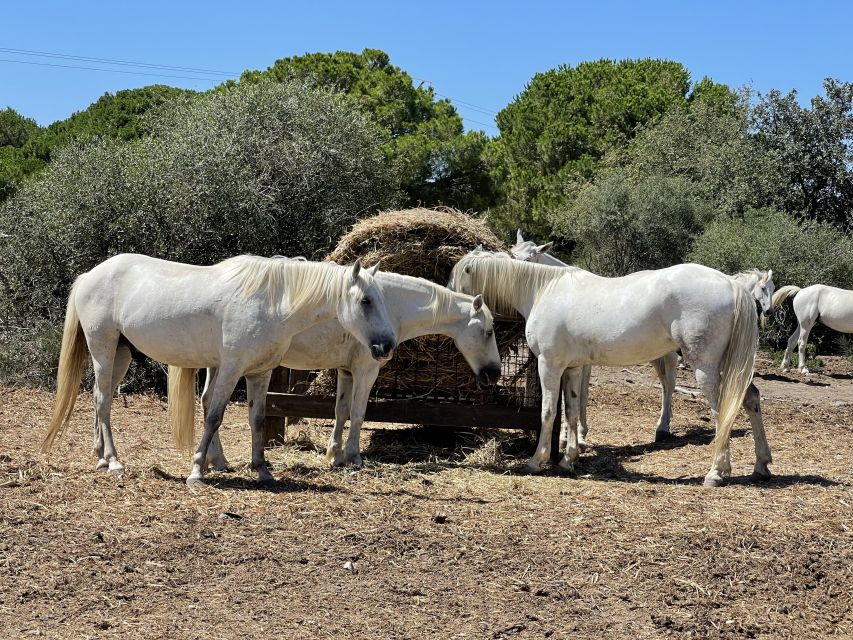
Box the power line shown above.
[0,57,221,83]
[0,46,238,77]
[1,47,501,130]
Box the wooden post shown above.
[263,367,288,446]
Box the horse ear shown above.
[350,259,362,283]
[537,241,554,253]
[368,261,380,276]
[474,243,483,253]
[472,294,483,312]
[516,229,524,244]
[766,269,773,281]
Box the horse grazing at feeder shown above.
[449,250,766,487]
[511,231,775,454]
[773,283,853,374]
[176,270,503,470]
[42,254,397,486]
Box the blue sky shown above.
[3,1,852,134]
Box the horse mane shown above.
[451,251,570,316]
[219,255,351,313]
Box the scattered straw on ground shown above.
[1,357,851,639]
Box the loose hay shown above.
[314,207,534,400]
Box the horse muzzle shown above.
[369,338,396,362]
[476,364,502,386]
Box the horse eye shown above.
[486,329,494,338]
[361,297,371,306]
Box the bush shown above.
[689,208,853,349]
[0,80,399,389]
[551,171,715,276]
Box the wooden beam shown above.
[266,392,542,431]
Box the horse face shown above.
[454,294,502,386]
[341,261,397,361]
[756,270,775,317]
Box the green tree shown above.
[752,78,853,228]
[0,107,40,148]
[616,96,783,215]
[0,81,398,387]
[488,58,694,237]
[552,170,715,276]
[24,84,193,161]
[239,48,493,211]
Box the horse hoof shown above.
[348,453,364,468]
[752,467,772,481]
[800,367,810,375]
[577,440,592,452]
[556,461,576,477]
[520,463,543,475]
[186,475,205,488]
[654,430,674,443]
[781,366,790,373]
[702,473,725,488]
[95,459,109,471]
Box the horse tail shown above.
[713,283,759,463]
[772,285,801,309]
[42,281,89,452]
[168,366,198,453]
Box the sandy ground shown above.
[0,356,850,639]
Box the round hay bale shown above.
[310,208,535,402]
[327,207,506,284]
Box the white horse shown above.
[173,271,503,470]
[449,251,764,487]
[511,231,775,453]
[773,284,853,373]
[42,254,397,486]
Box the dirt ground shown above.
[0,355,850,639]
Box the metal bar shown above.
[266,392,542,430]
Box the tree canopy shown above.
[239,48,492,211]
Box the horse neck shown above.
[485,259,567,319]
[729,271,761,300]
[377,273,462,342]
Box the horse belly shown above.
[121,316,223,368]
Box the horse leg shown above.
[693,363,731,487]
[558,370,570,453]
[89,338,124,474]
[653,352,678,442]
[797,319,816,374]
[246,371,274,484]
[94,343,131,470]
[202,368,232,473]
[743,383,772,479]
[326,370,353,467]
[558,367,584,472]
[577,364,592,451]
[187,367,241,487]
[340,365,380,468]
[525,356,563,473]
[780,327,800,372]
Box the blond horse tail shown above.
[772,285,801,309]
[42,282,89,452]
[168,366,197,453]
[713,283,759,462]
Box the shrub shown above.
[0,80,399,388]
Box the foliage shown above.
[487,58,694,237]
[239,48,492,211]
[688,208,853,348]
[0,80,398,387]
[0,107,40,148]
[23,85,193,161]
[552,171,715,276]
[616,96,784,215]
[752,79,853,229]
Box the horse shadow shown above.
[147,465,340,493]
[756,372,831,387]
